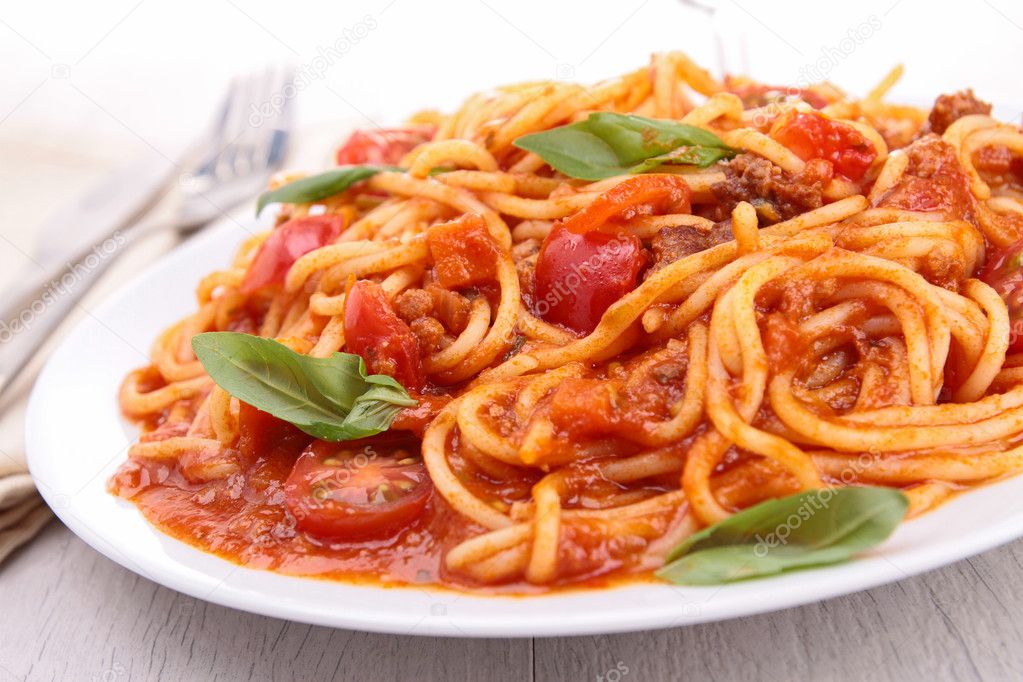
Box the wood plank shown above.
[0,522,531,682]
[7,520,1023,681]
[535,539,1023,682]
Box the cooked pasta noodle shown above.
[111,51,1023,592]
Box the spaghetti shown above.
[112,52,1023,591]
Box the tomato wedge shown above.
[770,111,877,181]
[285,441,432,540]
[241,215,346,293]
[534,225,646,335]
[563,175,692,235]
[344,280,425,390]
[980,238,1023,353]
[335,126,434,166]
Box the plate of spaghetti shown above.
[27,51,1023,636]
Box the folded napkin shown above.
[0,397,51,563]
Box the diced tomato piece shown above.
[241,215,346,293]
[534,225,647,334]
[547,377,618,437]
[426,214,499,288]
[980,238,1023,353]
[343,280,424,390]
[563,175,692,235]
[335,126,434,166]
[770,111,877,181]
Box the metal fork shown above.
[0,67,294,400]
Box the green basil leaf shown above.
[657,487,909,585]
[256,165,401,216]
[512,112,737,181]
[191,331,415,441]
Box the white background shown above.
[1,0,1022,269]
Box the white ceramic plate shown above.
[25,213,1023,637]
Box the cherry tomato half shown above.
[534,225,647,335]
[344,279,425,390]
[770,111,877,181]
[241,215,346,293]
[284,441,432,540]
[980,238,1023,353]
[335,126,434,166]
[563,175,692,235]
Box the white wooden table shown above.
[2,519,1021,681]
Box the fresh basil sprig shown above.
[192,332,416,441]
[657,487,908,585]
[256,165,401,216]
[513,112,737,181]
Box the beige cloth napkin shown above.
[0,396,52,563]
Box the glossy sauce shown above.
[109,412,646,594]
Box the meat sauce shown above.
[110,414,647,594]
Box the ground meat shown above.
[409,316,446,353]
[711,154,834,222]
[927,90,991,135]
[973,144,1023,193]
[874,134,974,220]
[394,288,434,322]
[511,238,540,301]
[648,222,734,273]
[426,285,471,334]
[516,255,537,301]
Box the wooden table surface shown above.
[1,520,1021,681]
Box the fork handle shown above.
[0,214,164,399]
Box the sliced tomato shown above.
[285,441,432,540]
[344,280,425,390]
[335,126,434,166]
[980,238,1023,353]
[563,175,692,235]
[534,225,647,335]
[770,111,877,181]
[426,214,499,288]
[241,215,346,293]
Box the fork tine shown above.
[231,65,294,176]
[213,71,263,178]
[194,77,240,177]
[189,66,293,183]
[253,65,295,172]
[222,66,294,178]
